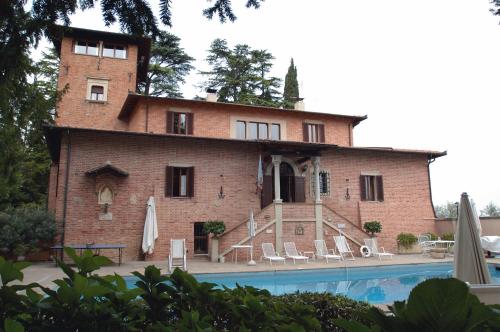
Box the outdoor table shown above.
[50,244,127,266]
[422,240,454,254]
[231,244,253,264]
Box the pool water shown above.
[125,263,500,304]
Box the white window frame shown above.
[86,78,109,102]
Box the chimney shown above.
[294,98,305,111]
[206,88,218,102]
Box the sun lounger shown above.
[469,284,500,305]
[364,238,393,260]
[168,239,187,272]
[283,242,309,264]
[314,239,342,263]
[261,243,286,265]
[333,235,355,260]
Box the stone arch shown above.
[264,156,301,176]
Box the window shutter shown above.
[360,175,367,201]
[187,113,194,135]
[376,176,384,202]
[165,166,173,197]
[294,177,306,202]
[302,123,309,142]
[261,176,273,208]
[318,124,325,143]
[166,111,173,133]
[188,167,195,197]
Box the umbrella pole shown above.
[248,237,256,266]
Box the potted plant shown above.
[363,221,382,237]
[203,220,226,262]
[396,232,419,254]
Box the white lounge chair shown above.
[314,239,342,263]
[364,238,394,260]
[469,284,500,305]
[168,239,187,272]
[261,243,286,265]
[284,242,309,264]
[333,236,355,260]
[335,280,351,295]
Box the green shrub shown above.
[441,233,454,241]
[335,278,500,331]
[275,292,372,332]
[203,220,226,237]
[0,207,56,257]
[363,221,382,237]
[396,233,418,249]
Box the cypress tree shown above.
[283,58,299,109]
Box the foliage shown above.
[200,39,282,107]
[434,201,459,218]
[203,220,226,237]
[335,278,500,332]
[480,202,500,217]
[139,30,194,97]
[363,221,382,237]
[0,248,322,331]
[275,292,372,332]
[396,233,418,249]
[283,58,300,108]
[441,233,454,241]
[0,206,56,257]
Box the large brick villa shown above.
[45,27,446,262]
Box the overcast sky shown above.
[45,0,500,210]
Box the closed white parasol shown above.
[142,196,158,255]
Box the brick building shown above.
[45,27,446,262]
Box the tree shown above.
[434,201,459,218]
[480,202,500,217]
[283,58,299,108]
[200,39,282,107]
[139,31,194,97]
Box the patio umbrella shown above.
[142,196,158,255]
[453,192,491,284]
[248,209,256,265]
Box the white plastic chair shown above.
[333,236,355,260]
[314,239,342,263]
[469,284,500,305]
[418,234,435,256]
[284,242,309,264]
[261,243,286,265]
[364,238,393,260]
[168,239,187,272]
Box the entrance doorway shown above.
[193,222,208,255]
[273,163,295,202]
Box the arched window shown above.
[90,85,104,101]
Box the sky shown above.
[39,0,500,210]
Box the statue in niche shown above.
[98,186,113,220]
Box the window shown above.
[74,41,99,56]
[86,79,108,102]
[258,123,268,139]
[248,122,258,139]
[166,166,194,197]
[303,123,325,143]
[167,112,193,135]
[271,124,281,140]
[90,85,104,101]
[236,121,246,139]
[360,175,384,202]
[311,170,330,197]
[102,44,127,59]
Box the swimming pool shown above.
[125,263,500,304]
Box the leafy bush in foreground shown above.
[275,292,372,332]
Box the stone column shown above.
[272,155,283,253]
[312,156,323,240]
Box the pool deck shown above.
[18,254,499,287]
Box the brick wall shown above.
[49,130,438,261]
[55,37,138,131]
[126,100,355,146]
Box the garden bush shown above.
[275,292,372,332]
[203,220,226,237]
[0,207,56,258]
[441,233,454,241]
[363,221,382,237]
[396,233,418,249]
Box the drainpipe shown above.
[61,129,72,249]
[427,155,437,219]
